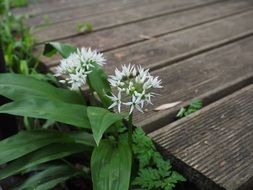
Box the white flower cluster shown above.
[107,64,162,114]
[55,48,106,90]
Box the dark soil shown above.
[175,181,200,190]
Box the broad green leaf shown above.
[91,134,132,190]
[0,143,86,180]
[16,165,82,190]
[87,107,125,145]
[0,130,72,164]
[87,64,112,107]
[43,42,77,58]
[0,130,95,164]
[0,73,84,104]
[0,97,90,129]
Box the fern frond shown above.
[132,128,186,190]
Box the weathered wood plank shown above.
[104,10,253,74]
[131,35,253,131]
[13,0,109,15]
[34,0,219,42]
[149,85,253,190]
[45,9,253,70]
[58,0,253,52]
[27,0,164,27]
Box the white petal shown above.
[108,101,118,110]
[117,103,121,113]
[129,105,134,114]
[135,104,144,113]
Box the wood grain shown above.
[45,10,253,70]
[149,85,253,190]
[63,0,253,51]
[131,35,253,131]
[13,0,105,15]
[34,0,222,43]
[27,0,163,27]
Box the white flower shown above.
[55,47,106,90]
[124,95,143,114]
[55,53,81,76]
[77,47,106,68]
[107,91,122,113]
[67,70,89,90]
[107,64,162,114]
[149,76,162,88]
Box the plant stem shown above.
[78,87,87,105]
[86,78,97,106]
[128,113,133,151]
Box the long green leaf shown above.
[0,98,90,128]
[0,73,84,104]
[43,42,77,58]
[87,107,124,145]
[0,130,95,165]
[91,134,132,190]
[16,165,82,190]
[0,130,73,164]
[0,143,86,180]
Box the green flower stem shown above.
[78,87,87,105]
[128,113,133,151]
[87,78,97,106]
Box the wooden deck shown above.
[150,85,253,190]
[15,0,253,189]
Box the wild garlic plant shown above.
[0,42,185,190]
[55,48,162,150]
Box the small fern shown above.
[177,99,203,118]
[132,128,186,190]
